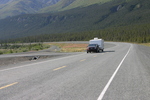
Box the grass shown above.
[139,43,150,47]
[47,43,88,52]
[0,43,50,55]
[1,42,149,55]
[0,42,87,54]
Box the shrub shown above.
[0,51,3,55]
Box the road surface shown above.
[0,42,150,100]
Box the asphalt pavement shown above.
[0,42,150,100]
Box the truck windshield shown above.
[89,44,97,46]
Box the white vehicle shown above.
[89,37,104,52]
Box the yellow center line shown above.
[93,55,97,57]
[0,82,18,90]
[53,66,67,71]
[80,59,86,62]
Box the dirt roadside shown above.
[0,45,62,66]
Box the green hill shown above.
[0,0,150,43]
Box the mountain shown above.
[0,0,61,19]
[0,0,112,19]
[39,0,112,13]
[0,0,13,4]
[0,0,150,42]
[0,0,114,19]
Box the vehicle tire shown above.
[96,49,98,53]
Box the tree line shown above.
[3,23,149,43]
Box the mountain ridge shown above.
[0,0,13,4]
[39,0,112,13]
[0,0,61,19]
[0,0,112,19]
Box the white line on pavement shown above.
[97,44,132,100]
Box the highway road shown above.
[0,42,150,100]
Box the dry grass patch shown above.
[139,43,150,47]
[47,43,88,52]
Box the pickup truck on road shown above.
[87,38,104,53]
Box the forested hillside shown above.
[0,0,150,43]
[8,23,150,43]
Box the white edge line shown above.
[97,45,132,100]
[0,53,85,72]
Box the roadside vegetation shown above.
[0,42,87,55]
[0,43,50,55]
[48,43,87,52]
[139,43,150,47]
[0,42,149,55]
